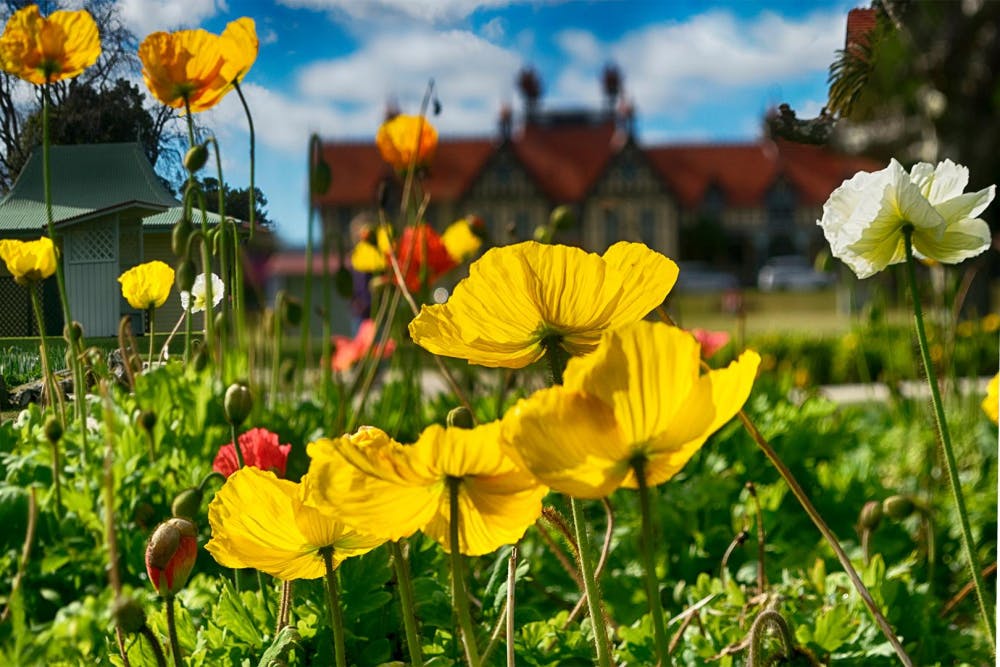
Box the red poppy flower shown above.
[145,518,197,597]
[394,224,456,293]
[332,319,396,372]
[213,427,292,477]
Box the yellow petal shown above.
[118,260,174,310]
[442,219,483,263]
[219,17,258,83]
[601,242,678,328]
[206,468,345,580]
[350,240,387,273]
[634,349,761,488]
[983,373,999,425]
[502,387,630,499]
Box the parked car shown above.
[675,261,739,293]
[757,255,835,291]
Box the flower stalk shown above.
[320,546,347,667]
[165,595,182,667]
[390,540,424,666]
[632,456,672,666]
[901,226,994,649]
[448,476,482,667]
[569,497,613,667]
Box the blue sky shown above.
[115,0,858,246]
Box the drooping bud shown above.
[140,410,157,432]
[310,158,332,196]
[859,500,883,531]
[111,594,147,634]
[63,321,83,345]
[172,220,193,258]
[192,345,210,372]
[224,382,253,426]
[184,144,209,173]
[280,294,303,327]
[549,204,576,230]
[447,406,475,430]
[171,487,203,521]
[145,517,197,597]
[44,415,63,443]
[883,495,916,521]
[176,259,196,293]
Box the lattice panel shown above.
[67,225,116,264]
[0,277,33,336]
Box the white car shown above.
[757,256,835,291]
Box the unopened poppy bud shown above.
[63,321,83,345]
[550,204,576,230]
[171,487,203,521]
[883,495,916,520]
[184,144,209,173]
[192,345,209,372]
[310,159,332,196]
[172,220,193,257]
[533,225,550,243]
[335,267,353,300]
[44,415,62,443]
[224,382,253,426]
[176,259,196,293]
[112,594,147,634]
[447,406,474,430]
[281,295,303,327]
[145,517,197,597]
[214,311,228,335]
[140,410,157,432]
[280,358,296,386]
[859,500,883,531]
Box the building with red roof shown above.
[313,69,882,285]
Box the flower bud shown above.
[140,410,157,432]
[883,495,916,520]
[447,406,475,430]
[859,500,883,531]
[310,159,332,196]
[192,345,209,372]
[43,415,62,443]
[172,220,193,258]
[171,487,203,521]
[112,594,147,634]
[184,144,209,173]
[280,358,296,386]
[63,321,83,345]
[281,294,303,327]
[550,204,576,230]
[224,382,253,426]
[176,259,196,293]
[145,517,197,597]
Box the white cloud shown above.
[480,16,507,41]
[551,9,845,118]
[119,0,223,38]
[277,0,530,24]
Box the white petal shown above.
[913,217,991,264]
[934,185,995,223]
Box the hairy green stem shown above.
[148,308,156,364]
[902,227,994,648]
[165,595,182,667]
[448,477,482,667]
[390,541,424,666]
[570,498,613,667]
[138,624,168,667]
[747,609,794,666]
[321,547,347,667]
[633,458,672,666]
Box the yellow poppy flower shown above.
[350,239,387,273]
[0,5,100,85]
[376,114,438,171]
[409,241,678,369]
[0,237,57,285]
[983,373,998,425]
[118,260,174,310]
[442,218,483,263]
[206,467,384,580]
[305,423,547,556]
[501,321,760,499]
[138,17,258,113]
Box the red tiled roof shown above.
[513,120,620,202]
[646,139,883,209]
[316,128,882,212]
[315,138,495,207]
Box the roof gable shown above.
[0,142,179,232]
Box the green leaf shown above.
[257,625,300,667]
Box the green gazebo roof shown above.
[0,142,223,233]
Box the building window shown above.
[515,209,532,241]
[604,208,619,248]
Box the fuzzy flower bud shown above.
[859,500,883,531]
[171,487,204,521]
[447,406,475,430]
[112,594,147,634]
[224,382,253,426]
[882,495,916,521]
[145,518,197,597]
[184,144,209,173]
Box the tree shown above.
[201,177,272,227]
[0,0,185,192]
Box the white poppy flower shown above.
[180,273,225,313]
[818,158,994,279]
